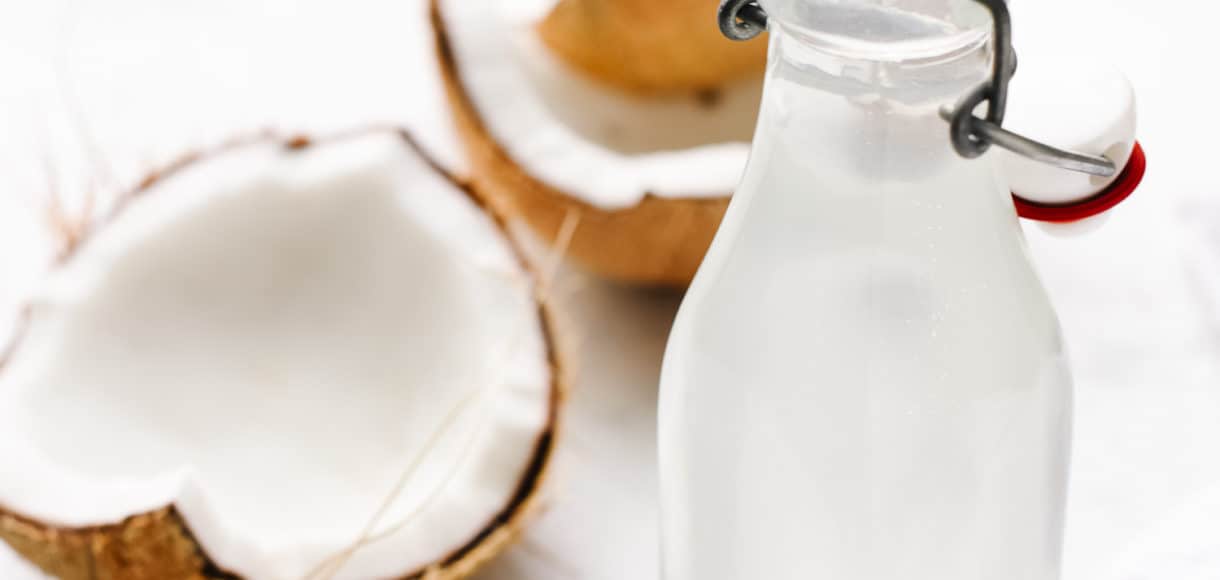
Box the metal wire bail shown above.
[715,0,1120,177]
[947,0,1118,176]
[948,0,1013,159]
[718,0,768,41]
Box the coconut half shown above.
[0,129,561,580]
[433,0,763,286]
[537,0,769,94]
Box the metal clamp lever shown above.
[718,0,768,41]
[717,0,1120,178]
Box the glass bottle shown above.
[657,1,1072,579]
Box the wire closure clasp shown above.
[717,0,1120,178]
[718,0,768,41]
[946,0,1117,177]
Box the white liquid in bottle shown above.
[658,2,1072,579]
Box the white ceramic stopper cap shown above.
[999,51,1138,206]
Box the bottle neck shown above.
[763,7,995,174]
[731,10,1019,233]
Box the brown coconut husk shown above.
[538,0,768,95]
[0,128,566,580]
[432,0,734,287]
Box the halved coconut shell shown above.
[433,0,763,286]
[537,0,768,94]
[0,128,563,580]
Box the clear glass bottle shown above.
[657,1,1073,579]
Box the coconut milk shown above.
[658,2,1072,578]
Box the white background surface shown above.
[1,0,1218,579]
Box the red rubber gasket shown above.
[1012,141,1147,223]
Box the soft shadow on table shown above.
[473,271,683,580]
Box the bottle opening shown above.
[759,0,993,61]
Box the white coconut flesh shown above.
[438,0,760,209]
[0,132,554,579]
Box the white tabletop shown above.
[1,0,1217,579]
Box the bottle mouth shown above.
[760,0,993,62]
